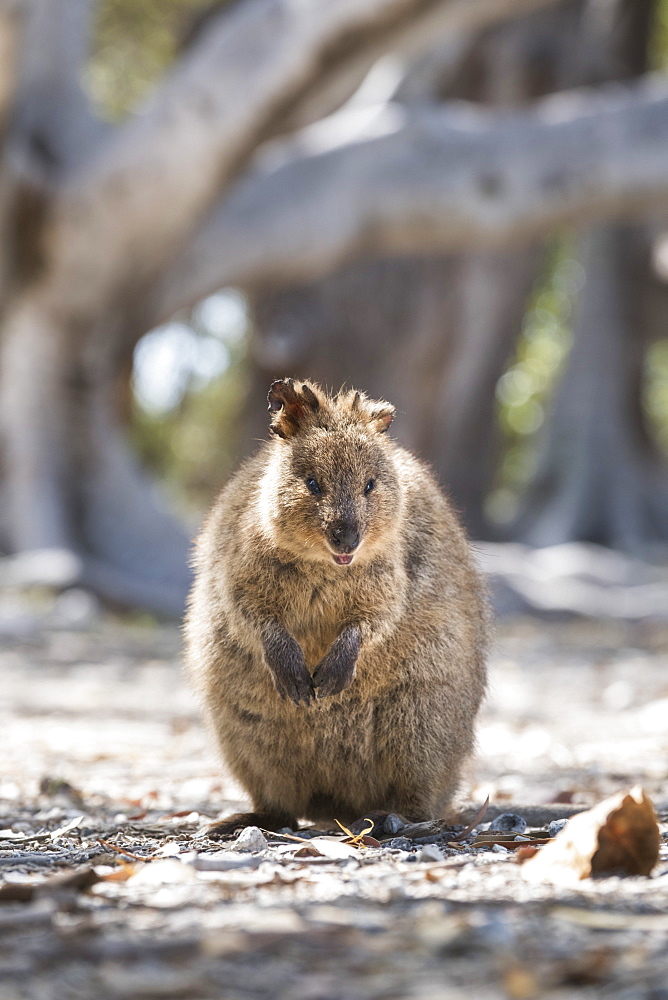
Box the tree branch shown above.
[47,0,560,320]
[0,0,26,135]
[7,0,102,173]
[274,0,561,133]
[154,75,668,316]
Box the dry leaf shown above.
[344,834,381,848]
[50,815,83,841]
[523,787,660,886]
[293,845,323,858]
[98,863,141,882]
[503,964,539,1000]
[0,882,36,902]
[303,837,360,859]
[127,859,196,884]
[515,845,540,863]
[0,865,101,902]
[334,817,374,848]
[451,796,490,842]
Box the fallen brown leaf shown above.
[0,865,100,903]
[503,964,539,1000]
[293,845,323,858]
[515,845,540,863]
[98,863,141,882]
[523,787,660,886]
[0,882,35,902]
[451,796,490,842]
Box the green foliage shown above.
[487,239,579,525]
[488,235,668,527]
[645,338,668,456]
[650,0,668,70]
[86,0,211,119]
[131,352,248,516]
[130,294,250,515]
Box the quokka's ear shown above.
[347,389,395,434]
[368,404,395,434]
[267,378,321,438]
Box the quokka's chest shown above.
[280,578,350,666]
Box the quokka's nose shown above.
[329,522,360,553]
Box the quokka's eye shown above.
[364,479,375,495]
[306,477,322,495]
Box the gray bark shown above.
[8,0,560,612]
[45,0,560,325]
[427,246,541,535]
[233,1,578,536]
[0,0,666,612]
[241,247,540,537]
[155,76,668,317]
[508,0,668,554]
[514,225,668,554]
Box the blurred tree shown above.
[510,0,668,552]
[1,0,668,614]
[241,2,575,535]
[244,0,668,548]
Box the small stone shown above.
[385,837,414,851]
[488,813,527,834]
[492,843,509,853]
[548,818,569,837]
[229,826,268,853]
[418,844,444,863]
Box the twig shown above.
[97,838,153,862]
[260,829,311,843]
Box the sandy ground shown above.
[1,589,668,1000]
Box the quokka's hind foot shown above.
[349,810,411,839]
[203,811,298,838]
[349,809,441,839]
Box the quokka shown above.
[184,379,488,834]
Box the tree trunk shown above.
[426,246,540,535]
[1,0,667,618]
[242,4,569,534]
[0,294,192,614]
[243,255,459,456]
[511,0,668,553]
[514,224,668,553]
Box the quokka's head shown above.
[257,378,403,566]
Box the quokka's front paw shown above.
[272,661,315,706]
[312,650,356,697]
[263,624,315,706]
[313,654,355,698]
[313,624,361,698]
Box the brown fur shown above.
[184,379,488,831]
